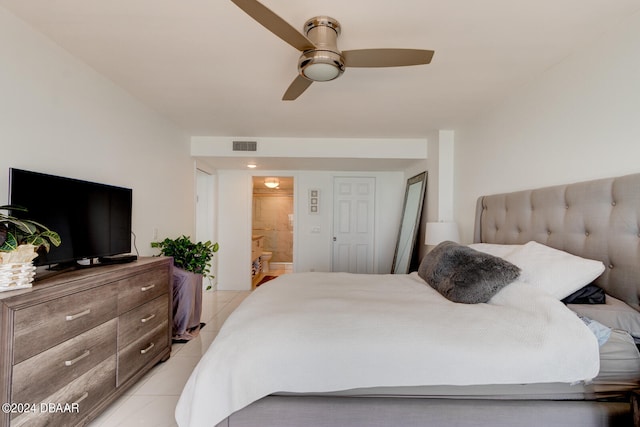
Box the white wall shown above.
[192,137,427,161]
[216,169,405,290]
[454,11,640,243]
[405,131,456,264]
[0,7,195,256]
[295,171,405,275]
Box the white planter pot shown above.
[0,262,36,292]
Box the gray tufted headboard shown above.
[474,173,640,311]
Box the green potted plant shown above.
[151,235,219,341]
[151,235,219,288]
[0,205,61,290]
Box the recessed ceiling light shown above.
[247,163,257,169]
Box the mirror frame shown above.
[391,172,427,274]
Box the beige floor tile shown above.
[89,395,179,427]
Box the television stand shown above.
[0,257,172,427]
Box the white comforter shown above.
[175,272,600,427]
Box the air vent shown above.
[232,140,257,152]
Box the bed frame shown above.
[214,173,640,427]
[474,173,640,311]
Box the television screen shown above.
[8,168,132,267]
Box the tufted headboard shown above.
[474,173,640,311]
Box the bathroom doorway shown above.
[251,176,294,287]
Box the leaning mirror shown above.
[391,172,427,274]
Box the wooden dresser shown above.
[0,257,172,427]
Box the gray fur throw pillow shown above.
[418,241,521,304]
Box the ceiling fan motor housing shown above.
[298,16,345,82]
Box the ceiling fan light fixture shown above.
[298,50,344,82]
[230,0,434,100]
[303,62,340,81]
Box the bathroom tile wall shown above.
[252,195,293,262]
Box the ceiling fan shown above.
[230,0,435,100]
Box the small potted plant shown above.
[151,235,219,341]
[151,236,219,288]
[0,205,61,291]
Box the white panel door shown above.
[332,177,375,273]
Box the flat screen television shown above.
[8,168,133,267]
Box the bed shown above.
[175,173,640,427]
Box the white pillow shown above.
[502,241,605,300]
[467,243,522,258]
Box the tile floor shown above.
[88,289,252,427]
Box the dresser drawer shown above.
[118,294,169,349]
[117,322,169,386]
[11,355,116,427]
[12,318,116,405]
[13,285,118,364]
[117,267,170,314]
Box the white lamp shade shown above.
[425,222,460,246]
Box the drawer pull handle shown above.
[141,314,156,323]
[65,309,91,321]
[64,350,91,366]
[73,391,89,405]
[140,342,155,354]
[140,284,156,292]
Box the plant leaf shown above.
[151,235,219,278]
[0,233,19,252]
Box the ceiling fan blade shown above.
[282,75,313,101]
[342,49,434,68]
[231,0,316,51]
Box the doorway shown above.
[332,177,375,273]
[251,176,294,287]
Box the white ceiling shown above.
[3,0,640,168]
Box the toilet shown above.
[260,252,273,273]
